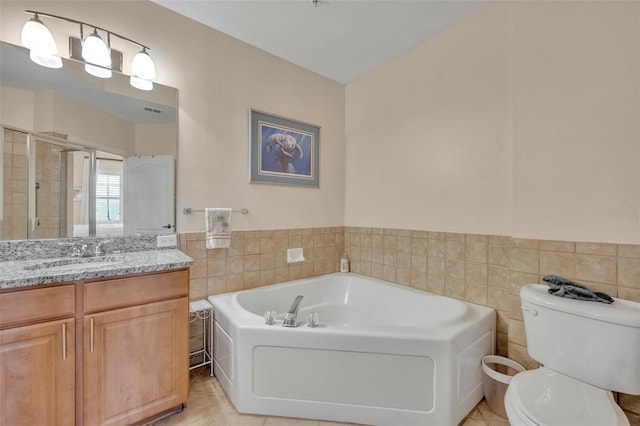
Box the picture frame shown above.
[249,109,320,187]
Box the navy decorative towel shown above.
[542,274,614,304]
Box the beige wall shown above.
[345,1,640,245]
[0,0,346,233]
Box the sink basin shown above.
[24,256,119,272]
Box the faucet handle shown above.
[94,239,114,256]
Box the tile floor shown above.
[153,367,510,426]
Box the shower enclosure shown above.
[1,126,123,240]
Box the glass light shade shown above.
[21,16,62,69]
[130,49,155,90]
[130,76,153,91]
[82,31,111,78]
[131,50,156,80]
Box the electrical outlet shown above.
[157,234,177,248]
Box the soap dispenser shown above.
[340,253,350,273]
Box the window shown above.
[96,172,121,223]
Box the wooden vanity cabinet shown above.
[0,285,76,426]
[0,268,189,426]
[83,269,189,426]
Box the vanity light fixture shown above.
[20,10,156,90]
[20,13,62,69]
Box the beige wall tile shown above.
[618,244,640,259]
[190,259,207,279]
[429,231,445,241]
[465,283,487,305]
[446,259,465,281]
[186,240,207,260]
[426,276,444,294]
[510,295,524,321]
[397,229,412,237]
[489,235,511,246]
[466,239,488,263]
[465,262,488,285]
[446,240,465,260]
[446,232,465,241]
[508,320,527,346]
[243,255,260,272]
[488,288,510,312]
[397,252,411,270]
[619,287,640,302]
[428,239,445,257]
[511,238,538,249]
[359,261,372,276]
[226,274,243,292]
[396,268,411,286]
[244,238,260,255]
[411,254,427,272]
[539,251,574,279]
[411,270,427,290]
[510,248,539,274]
[383,265,396,282]
[510,272,539,296]
[226,256,244,275]
[575,254,616,284]
[288,265,302,281]
[243,271,260,288]
[429,256,445,278]
[488,266,511,289]
[189,278,207,300]
[383,228,397,236]
[397,236,411,252]
[539,240,575,253]
[412,230,427,239]
[187,232,206,241]
[445,278,465,300]
[260,269,276,286]
[412,237,428,255]
[619,257,640,289]
[207,277,226,295]
[207,257,226,277]
[488,245,510,268]
[575,242,617,256]
[371,262,384,279]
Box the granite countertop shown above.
[0,249,194,290]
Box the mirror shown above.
[0,41,178,240]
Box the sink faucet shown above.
[283,295,304,327]
[94,240,113,256]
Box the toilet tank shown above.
[520,284,640,395]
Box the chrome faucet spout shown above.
[283,295,304,327]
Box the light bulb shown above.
[82,30,111,78]
[130,49,156,90]
[21,15,62,69]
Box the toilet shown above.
[505,284,640,426]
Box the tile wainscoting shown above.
[178,226,640,422]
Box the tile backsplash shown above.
[179,226,640,419]
[179,227,344,300]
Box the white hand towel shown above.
[205,208,232,249]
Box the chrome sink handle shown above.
[283,295,304,328]
[94,239,114,256]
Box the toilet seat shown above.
[505,367,630,426]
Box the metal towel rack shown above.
[183,208,249,215]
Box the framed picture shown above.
[249,109,320,187]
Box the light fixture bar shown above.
[24,9,150,51]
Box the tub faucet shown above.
[283,295,304,327]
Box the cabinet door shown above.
[84,298,188,426]
[0,318,75,426]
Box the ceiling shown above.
[152,0,493,84]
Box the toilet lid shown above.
[508,368,629,426]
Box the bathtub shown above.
[208,273,495,426]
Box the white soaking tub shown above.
[208,273,495,426]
